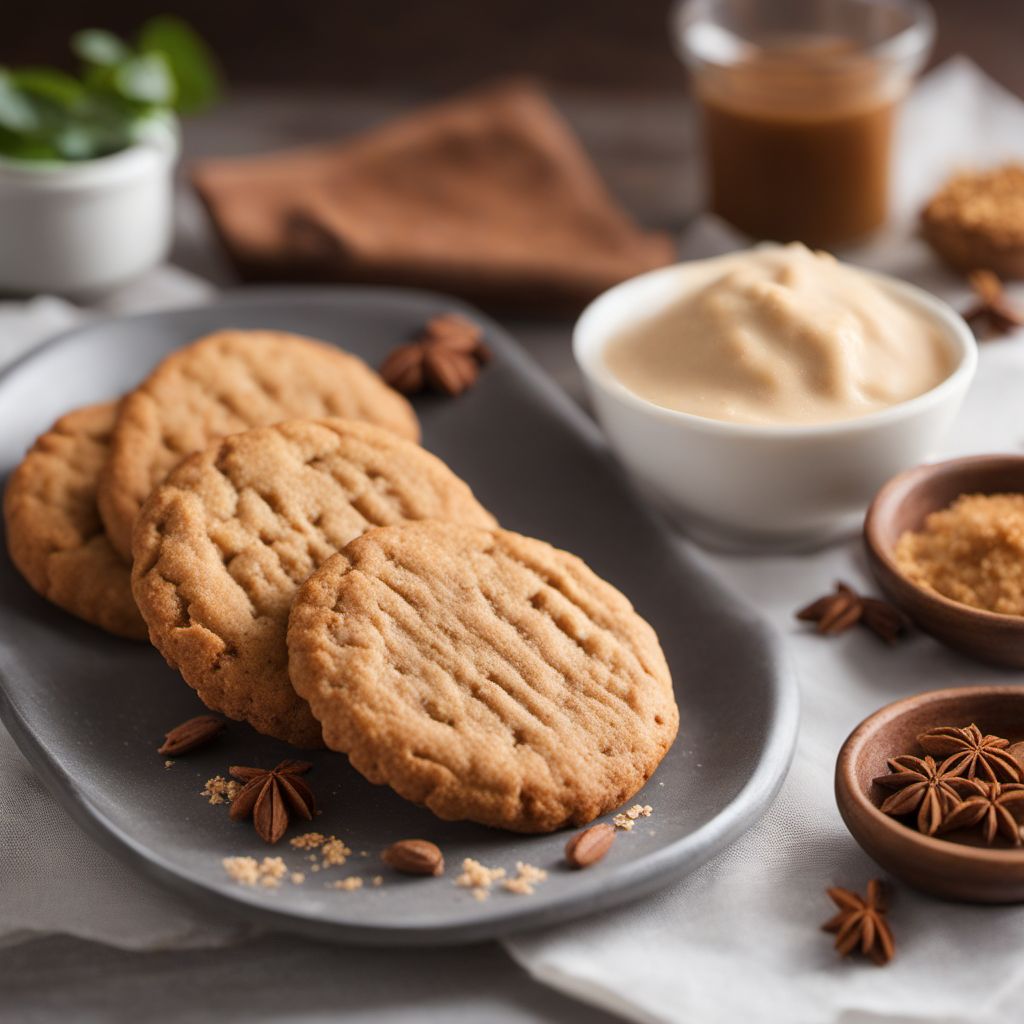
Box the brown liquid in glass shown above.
[698,37,897,249]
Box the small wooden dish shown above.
[836,686,1024,903]
[864,454,1024,667]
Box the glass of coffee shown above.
[673,0,934,249]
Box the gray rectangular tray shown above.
[0,287,797,945]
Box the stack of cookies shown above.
[4,326,678,832]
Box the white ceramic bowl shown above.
[573,259,977,550]
[0,117,178,297]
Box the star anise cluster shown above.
[873,723,1024,845]
[380,313,491,397]
[960,269,1024,339]
[228,759,317,844]
[795,582,910,644]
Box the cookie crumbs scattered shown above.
[321,837,352,867]
[503,862,549,896]
[613,804,653,831]
[223,856,287,888]
[290,872,305,886]
[164,759,175,769]
[472,888,488,902]
[327,876,363,891]
[455,857,506,892]
[202,775,241,805]
[371,875,384,887]
[311,864,320,873]
[290,832,327,850]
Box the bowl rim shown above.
[837,684,1024,867]
[572,253,977,439]
[864,453,1024,629]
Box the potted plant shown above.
[0,16,220,296]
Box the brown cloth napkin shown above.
[192,81,675,311]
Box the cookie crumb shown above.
[371,875,384,887]
[321,837,353,868]
[327,876,363,891]
[290,872,305,885]
[290,832,327,850]
[472,887,488,902]
[614,804,653,830]
[223,855,287,888]
[503,862,548,895]
[164,759,175,769]
[455,858,506,893]
[202,775,241,805]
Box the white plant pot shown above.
[0,118,179,297]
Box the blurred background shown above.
[7,0,1022,96]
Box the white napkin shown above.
[506,58,1024,1024]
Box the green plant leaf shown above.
[72,29,132,68]
[138,14,221,114]
[0,127,61,161]
[11,67,83,107]
[0,73,41,133]
[113,52,175,105]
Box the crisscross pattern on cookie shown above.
[131,420,495,747]
[287,522,677,831]
[99,330,420,559]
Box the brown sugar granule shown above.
[222,855,287,888]
[455,858,506,894]
[289,832,327,850]
[202,776,242,805]
[923,165,1024,247]
[503,862,549,896]
[613,804,653,831]
[326,876,363,891]
[321,837,352,867]
[894,493,1024,615]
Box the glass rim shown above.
[671,0,936,71]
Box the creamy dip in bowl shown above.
[574,244,976,549]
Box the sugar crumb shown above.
[326,876,363,891]
[321,837,352,867]
[455,858,506,891]
[290,832,326,850]
[202,776,241,806]
[223,856,287,888]
[614,804,653,830]
[503,862,548,896]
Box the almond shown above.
[158,714,225,756]
[564,823,615,869]
[381,839,445,876]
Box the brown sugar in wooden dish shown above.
[864,454,1024,667]
[836,686,1024,904]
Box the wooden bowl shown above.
[836,686,1024,903]
[864,454,1024,667]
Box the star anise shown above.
[822,879,895,966]
[938,780,1024,846]
[796,582,910,644]
[917,724,1023,783]
[961,269,1024,339]
[380,313,490,397]
[872,754,982,835]
[228,760,316,844]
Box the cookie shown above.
[287,522,678,832]
[131,419,496,747]
[3,402,146,640]
[99,329,420,560]
[921,164,1024,278]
